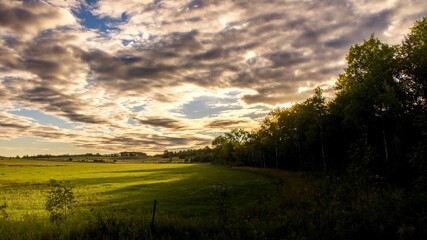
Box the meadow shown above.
[2,158,420,239]
[0,158,273,220]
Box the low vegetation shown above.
[1,159,425,239]
[0,159,284,239]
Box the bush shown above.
[45,179,76,224]
[210,183,234,224]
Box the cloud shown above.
[205,119,248,129]
[0,1,77,39]
[0,0,426,155]
[137,117,186,130]
[71,0,426,105]
[0,110,211,153]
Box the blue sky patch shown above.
[72,4,127,32]
[11,109,78,129]
[127,118,139,126]
[131,105,145,112]
[181,96,242,119]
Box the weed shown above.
[0,203,8,219]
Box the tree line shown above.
[194,18,427,185]
[158,148,214,162]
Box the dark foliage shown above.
[211,18,427,183]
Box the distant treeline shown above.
[22,152,147,158]
[157,148,214,162]
[23,153,103,158]
[187,18,426,184]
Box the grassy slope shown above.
[0,159,273,220]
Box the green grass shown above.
[3,159,411,240]
[0,159,273,220]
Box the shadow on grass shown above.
[1,164,273,220]
[97,166,194,174]
[68,165,201,187]
[74,164,273,218]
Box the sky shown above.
[0,0,426,156]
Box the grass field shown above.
[2,158,409,240]
[0,158,274,220]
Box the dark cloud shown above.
[361,9,394,30]
[12,84,110,125]
[152,30,202,52]
[82,49,180,92]
[0,1,75,37]
[247,12,285,25]
[205,119,247,129]
[138,117,186,130]
[98,135,158,146]
[267,50,306,68]
[192,48,226,61]
[292,29,323,49]
[229,72,258,88]
[0,122,29,130]
[0,30,85,85]
[324,37,353,48]
[24,59,62,80]
[162,17,202,26]
[0,2,42,32]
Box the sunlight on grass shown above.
[0,160,272,220]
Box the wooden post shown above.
[151,200,157,231]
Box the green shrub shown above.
[45,179,76,224]
[210,183,234,224]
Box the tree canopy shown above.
[209,18,427,184]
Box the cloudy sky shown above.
[0,0,425,156]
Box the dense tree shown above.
[208,18,427,181]
[212,129,250,165]
[334,35,404,174]
[399,18,427,173]
[400,18,427,109]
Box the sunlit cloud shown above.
[0,0,425,156]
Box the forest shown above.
[202,17,426,182]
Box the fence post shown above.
[151,200,157,231]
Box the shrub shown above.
[45,179,76,224]
[210,183,233,224]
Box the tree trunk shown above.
[262,153,266,168]
[275,139,279,169]
[297,140,303,168]
[382,127,388,165]
[320,124,326,171]
[251,148,254,166]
